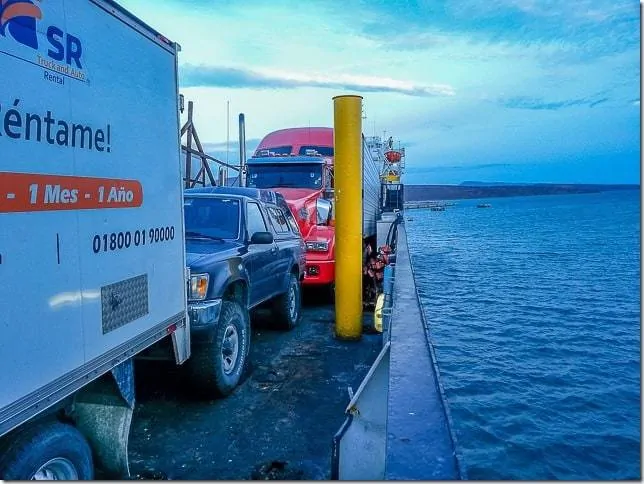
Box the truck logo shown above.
[0,0,41,49]
[0,0,87,83]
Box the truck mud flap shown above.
[73,366,135,479]
[171,316,191,364]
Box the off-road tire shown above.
[272,273,302,330]
[0,421,94,480]
[187,300,250,398]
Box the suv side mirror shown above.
[250,231,274,244]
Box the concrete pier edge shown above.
[384,222,468,479]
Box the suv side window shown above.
[246,202,268,237]
[266,206,290,235]
[282,206,301,235]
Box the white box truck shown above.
[0,0,190,479]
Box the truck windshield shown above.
[298,145,334,157]
[184,197,240,240]
[254,145,292,156]
[247,164,323,189]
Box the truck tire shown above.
[272,273,302,330]
[188,300,250,398]
[0,421,93,480]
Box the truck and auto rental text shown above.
[0,0,190,479]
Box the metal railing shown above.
[332,217,466,481]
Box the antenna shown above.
[226,100,230,184]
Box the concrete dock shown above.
[129,294,382,480]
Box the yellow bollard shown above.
[333,95,363,340]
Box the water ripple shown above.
[407,191,641,480]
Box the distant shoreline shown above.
[404,183,640,201]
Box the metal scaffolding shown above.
[180,100,240,189]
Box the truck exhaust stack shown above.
[239,113,247,187]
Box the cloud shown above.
[498,95,610,111]
[202,139,262,152]
[120,0,639,185]
[197,144,261,166]
[405,150,640,185]
[408,162,514,173]
[363,30,454,52]
[356,0,639,63]
[179,65,455,98]
[588,98,609,108]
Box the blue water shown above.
[406,190,641,480]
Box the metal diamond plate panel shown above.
[101,274,149,334]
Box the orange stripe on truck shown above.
[0,172,143,213]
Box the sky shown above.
[120,0,641,185]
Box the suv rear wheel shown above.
[188,300,250,397]
[272,273,301,330]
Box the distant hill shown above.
[405,183,639,201]
[460,181,534,187]
[460,181,640,188]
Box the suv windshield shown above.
[184,197,240,240]
[247,163,323,189]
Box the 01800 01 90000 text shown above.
[92,226,176,254]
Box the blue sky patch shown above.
[121,0,640,184]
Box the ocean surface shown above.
[406,190,641,480]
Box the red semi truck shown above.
[245,127,382,289]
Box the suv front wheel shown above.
[188,299,250,397]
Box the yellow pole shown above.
[333,95,363,340]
